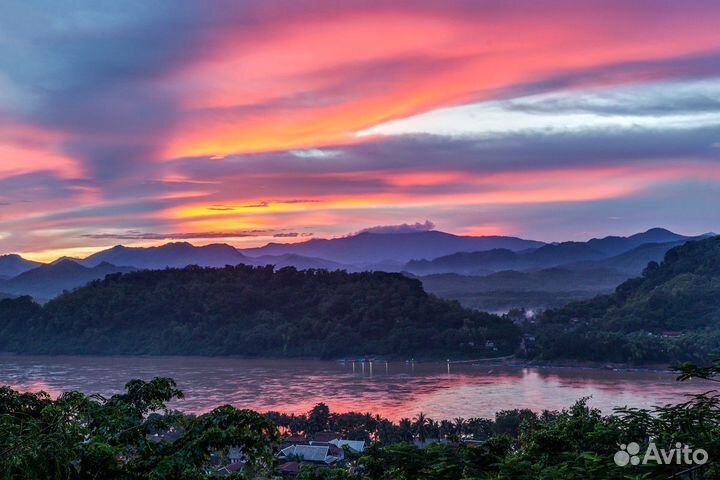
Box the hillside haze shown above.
[405,228,704,276]
[3,235,719,364]
[240,231,545,265]
[406,228,710,312]
[0,228,709,311]
[0,254,42,278]
[532,235,720,363]
[0,260,135,301]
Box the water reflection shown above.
[0,355,712,421]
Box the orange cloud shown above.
[160,4,720,158]
[0,125,82,178]
[3,2,720,257]
[157,159,720,241]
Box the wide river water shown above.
[0,355,714,421]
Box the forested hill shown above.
[0,265,520,357]
[533,236,720,362]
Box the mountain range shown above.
[81,242,252,269]
[0,261,136,302]
[416,267,632,312]
[405,229,714,311]
[3,234,719,362]
[0,228,713,309]
[404,228,702,275]
[240,231,544,266]
[533,235,720,363]
[0,254,42,278]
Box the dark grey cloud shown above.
[273,232,303,238]
[0,171,89,204]
[206,200,321,211]
[358,220,435,234]
[170,124,720,186]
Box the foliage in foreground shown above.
[4,360,720,479]
[0,378,279,480]
[297,395,720,480]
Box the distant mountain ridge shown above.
[550,235,720,331]
[533,235,720,363]
[0,260,135,301]
[0,245,348,301]
[417,266,631,312]
[80,242,346,271]
[405,228,704,276]
[584,227,690,256]
[0,228,711,307]
[81,242,250,269]
[403,229,714,311]
[568,240,690,275]
[240,231,545,265]
[0,254,42,277]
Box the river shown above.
[0,355,713,421]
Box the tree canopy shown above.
[0,378,278,480]
[527,236,720,363]
[0,265,520,358]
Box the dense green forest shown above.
[2,237,719,363]
[529,236,720,363]
[3,361,720,479]
[0,265,519,358]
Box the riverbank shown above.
[0,350,678,373]
[464,357,677,373]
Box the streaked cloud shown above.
[359,79,720,138]
[81,229,306,241]
[0,1,719,258]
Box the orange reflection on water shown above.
[1,356,712,422]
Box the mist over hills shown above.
[406,229,711,311]
[1,235,719,363]
[584,227,690,255]
[404,228,698,276]
[0,254,42,278]
[0,261,135,302]
[417,267,631,312]
[530,235,720,363]
[240,230,545,265]
[0,227,711,310]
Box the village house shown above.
[329,438,366,453]
[278,444,343,465]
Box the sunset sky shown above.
[1,0,719,261]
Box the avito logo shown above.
[614,442,708,467]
